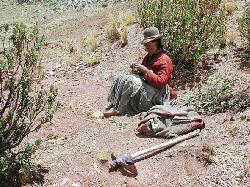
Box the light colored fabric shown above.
[137,105,204,137]
[107,74,171,114]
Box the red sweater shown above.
[142,52,177,99]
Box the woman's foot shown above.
[103,107,119,118]
[105,104,114,111]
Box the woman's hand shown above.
[131,63,148,74]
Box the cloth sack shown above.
[137,105,205,137]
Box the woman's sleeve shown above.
[143,57,173,90]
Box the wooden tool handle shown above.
[131,129,200,159]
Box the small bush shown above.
[86,31,99,51]
[137,0,226,68]
[107,17,121,43]
[180,63,249,115]
[121,26,128,47]
[0,23,60,185]
[85,54,101,67]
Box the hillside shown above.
[0,0,249,186]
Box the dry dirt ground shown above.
[1,0,249,186]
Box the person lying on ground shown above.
[103,27,177,118]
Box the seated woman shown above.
[103,27,177,118]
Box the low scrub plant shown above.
[180,63,249,115]
[118,11,135,26]
[238,2,250,64]
[107,17,121,43]
[0,23,60,185]
[137,0,227,68]
[121,26,128,47]
[86,31,99,51]
[85,54,101,67]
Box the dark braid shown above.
[156,38,164,51]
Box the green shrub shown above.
[0,23,60,185]
[180,64,249,115]
[137,0,226,68]
[238,2,250,64]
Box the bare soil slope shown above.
[1,0,249,186]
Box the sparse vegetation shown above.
[0,23,60,186]
[107,17,121,42]
[121,26,128,47]
[85,54,101,67]
[137,0,227,68]
[225,29,238,45]
[118,11,135,26]
[180,63,249,115]
[238,2,250,65]
[198,143,215,165]
[86,31,99,51]
[46,133,58,141]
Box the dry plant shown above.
[225,123,240,136]
[85,54,101,67]
[224,2,237,15]
[121,26,128,47]
[107,16,121,42]
[118,11,135,26]
[225,29,238,45]
[86,30,99,51]
[199,143,215,165]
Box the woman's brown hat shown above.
[141,27,162,44]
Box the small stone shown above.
[99,151,109,163]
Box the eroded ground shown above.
[1,0,249,186]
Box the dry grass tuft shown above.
[107,16,121,42]
[224,2,237,15]
[225,29,238,44]
[196,142,215,165]
[85,54,101,67]
[121,26,128,47]
[86,30,99,51]
[118,11,134,26]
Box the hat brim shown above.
[141,35,162,44]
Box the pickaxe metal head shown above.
[109,153,138,176]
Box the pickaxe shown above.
[109,129,200,176]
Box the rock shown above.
[99,151,109,162]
